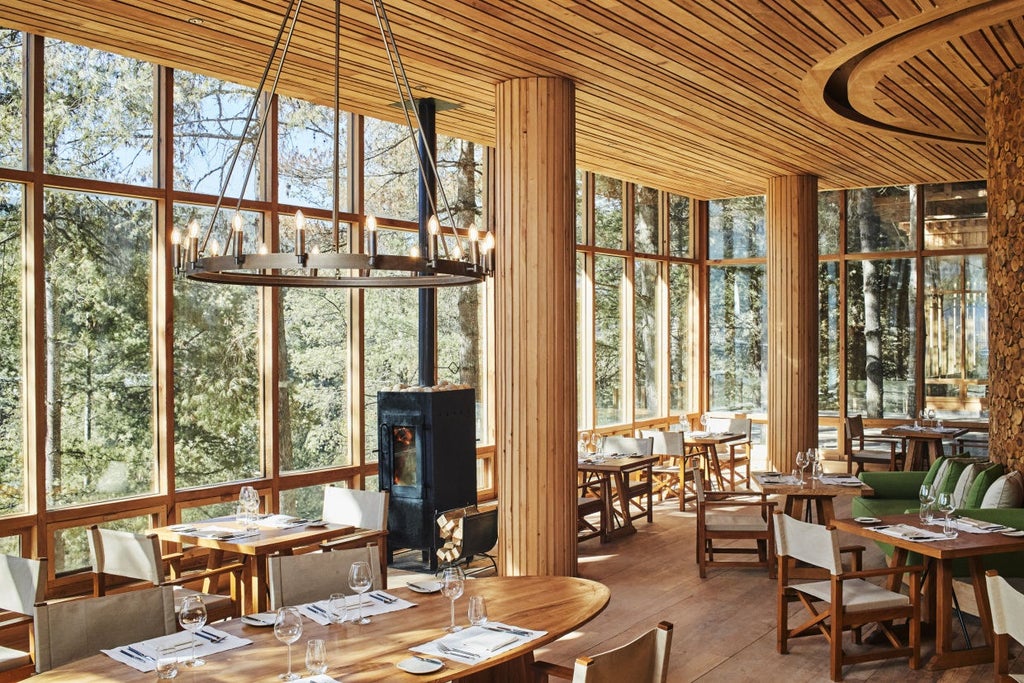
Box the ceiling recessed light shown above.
[187,17,204,25]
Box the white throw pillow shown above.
[980,470,1024,509]
[952,462,986,507]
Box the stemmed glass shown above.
[274,607,303,681]
[700,413,709,431]
[795,450,809,485]
[927,408,936,427]
[348,561,373,625]
[239,485,260,516]
[177,595,207,668]
[918,484,936,524]
[440,565,466,633]
[936,492,957,538]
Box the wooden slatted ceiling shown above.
[0,0,1021,199]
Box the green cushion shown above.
[964,463,1004,508]
[932,457,988,494]
[922,456,947,489]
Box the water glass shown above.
[305,639,328,675]
[328,592,348,624]
[468,595,488,626]
[155,646,179,679]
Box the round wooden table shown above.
[32,575,610,682]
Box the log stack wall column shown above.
[494,77,577,577]
[987,67,1024,474]
[766,175,819,473]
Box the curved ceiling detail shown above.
[809,0,1024,145]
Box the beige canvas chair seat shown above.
[704,512,767,532]
[788,579,912,612]
[986,569,1024,683]
[532,621,673,682]
[640,430,692,510]
[267,542,382,609]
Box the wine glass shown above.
[348,561,373,625]
[936,492,957,538]
[239,485,260,515]
[440,565,466,633]
[274,607,303,681]
[927,408,936,427]
[918,484,936,524]
[700,413,709,431]
[795,450,809,485]
[177,595,207,668]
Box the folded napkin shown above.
[819,475,863,486]
[411,623,546,663]
[871,523,947,542]
[103,627,252,672]
[952,517,1008,534]
[687,431,710,438]
[258,514,306,529]
[301,591,414,625]
[192,526,260,541]
[760,475,800,485]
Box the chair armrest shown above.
[161,551,185,580]
[530,659,574,681]
[704,500,777,510]
[860,436,898,452]
[319,529,389,552]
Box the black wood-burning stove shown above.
[378,387,477,569]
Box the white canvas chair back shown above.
[322,486,388,531]
[0,554,46,615]
[774,512,842,576]
[600,436,653,457]
[639,430,683,456]
[727,417,751,440]
[571,621,673,683]
[33,585,176,673]
[88,526,164,584]
[988,571,1024,639]
[267,542,382,609]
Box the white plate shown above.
[854,517,881,524]
[1001,529,1024,537]
[240,613,277,627]
[406,581,442,594]
[396,656,444,674]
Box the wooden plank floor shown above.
[532,490,1004,682]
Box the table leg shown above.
[817,498,835,524]
[926,558,993,670]
[705,445,726,491]
[904,439,926,471]
[927,439,945,468]
[605,472,636,539]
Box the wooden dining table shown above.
[31,575,611,683]
[150,517,387,614]
[577,454,659,539]
[682,431,747,491]
[833,514,1024,670]
[881,425,968,471]
[751,472,874,524]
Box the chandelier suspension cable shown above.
[198,0,304,255]
[370,0,463,259]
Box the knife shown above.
[126,646,155,661]
[485,625,532,637]
[369,592,396,604]
[307,603,328,616]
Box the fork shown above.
[437,642,480,659]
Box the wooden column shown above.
[494,77,577,577]
[766,175,819,473]
[987,67,1024,474]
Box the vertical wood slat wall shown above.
[766,175,819,472]
[495,77,577,577]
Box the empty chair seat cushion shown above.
[704,513,766,532]
[0,645,32,671]
[789,579,911,612]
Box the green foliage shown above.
[0,30,23,168]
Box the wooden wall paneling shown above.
[766,176,819,473]
[495,77,576,577]
[986,65,1024,474]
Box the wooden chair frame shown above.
[693,468,776,579]
[531,620,673,682]
[775,512,923,681]
[844,415,903,474]
[986,569,1024,683]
